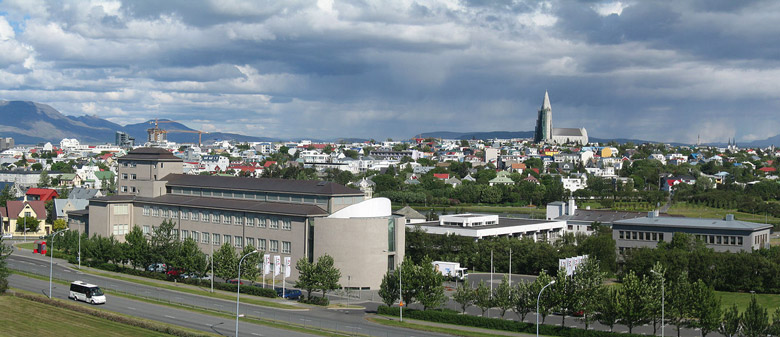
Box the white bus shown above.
[68,281,106,304]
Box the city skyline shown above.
[0,1,778,143]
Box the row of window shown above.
[142,206,292,230]
[170,187,331,207]
[121,173,137,180]
[120,186,138,193]
[141,225,291,253]
[112,224,129,236]
[619,230,665,242]
[695,234,744,246]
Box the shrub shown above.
[301,296,329,306]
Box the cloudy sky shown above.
[0,0,778,143]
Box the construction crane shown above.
[168,129,210,147]
[147,118,177,143]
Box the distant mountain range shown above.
[0,100,278,144]
[416,130,780,148]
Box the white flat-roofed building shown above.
[409,213,566,242]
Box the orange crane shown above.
[168,129,210,147]
[147,119,177,143]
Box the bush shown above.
[377,305,646,337]
[301,296,329,306]
[214,283,277,298]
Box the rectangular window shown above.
[710,235,715,244]
[388,218,396,252]
[632,232,637,240]
[619,231,624,239]
[192,231,199,242]
[162,209,168,218]
[122,173,128,180]
[113,204,128,215]
[282,219,291,231]
[180,210,186,219]
[257,218,266,228]
[639,232,644,240]
[236,216,243,225]
[131,174,137,180]
[270,240,279,252]
[212,213,219,223]
[659,233,664,241]
[731,236,736,245]
[270,219,279,229]
[152,208,159,217]
[131,187,137,193]
[245,217,252,227]
[182,230,189,241]
[202,232,210,244]
[224,235,231,245]
[257,239,266,251]
[247,237,255,248]
[121,186,128,192]
[143,225,150,235]
[282,241,291,254]
[235,236,243,247]
[738,237,743,245]
[223,214,231,224]
[717,236,722,244]
[652,233,658,241]
[200,212,207,222]
[143,206,150,216]
[213,233,220,245]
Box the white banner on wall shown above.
[274,255,281,276]
[263,254,270,275]
[284,257,291,278]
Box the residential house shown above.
[489,171,514,186]
[26,188,59,202]
[1,198,50,237]
[58,173,83,187]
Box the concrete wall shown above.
[118,159,182,198]
[313,216,404,289]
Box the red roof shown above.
[99,153,114,160]
[25,188,59,202]
[30,149,37,153]
[758,167,777,172]
[228,165,256,172]
[263,161,277,168]
[433,173,449,180]
[531,168,540,174]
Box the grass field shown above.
[16,242,36,250]
[668,202,780,227]
[0,295,172,337]
[718,291,780,314]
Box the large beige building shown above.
[70,148,404,289]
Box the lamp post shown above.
[399,261,403,322]
[210,239,214,293]
[235,249,258,337]
[49,229,67,298]
[78,222,81,270]
[651,269,665,337]
[536,280,555,337]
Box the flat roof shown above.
[614,216,772,231]
[417,217,561,230]
[164,174,363,196]
[89,194,329,217]
[119,147,182,161]
[558,210,678,224]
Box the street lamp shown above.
[651,269,665,337]
[210,239,214,293]
[49,229,67,298]
[235,249,259,337]
[536,280,555,337]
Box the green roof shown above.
[59,173,77,181]
[94,171,114,180]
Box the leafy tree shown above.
[213,243,238,280]
[31,163,43,171]
[720,304,741,337]
[45,199,56,225]
[314,254,341,298]
[741,295,768,337]
[493,276,513,318]
[553,268,575,327]
[768,307,780,337]
[125,226,150,269]
[596,286,621,332]
[618,270,648,334]
[52,219,68,231]
[148,219,180,265]
[533,271,555,323]
[295,258,317,299]
[414,257,446,310]
[644,262,665,335]
[573,259,605,330]
[0,237,12,293]
[473,280,493,317]
[378,269,399,307]
[38,171,51,187]
[667,271,692,337]
[512,280,534,321]
[453,281,474,313]
[0,185,13,207]
[239,245,262,282]
[689,279,721,337]
[16,216,40,233]
[175,238,209,277]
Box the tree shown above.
[667,271,692,337]
[596,287,621,332]
[16,216,40,233]
[741,295,768,337]
[573,259,605,330]
[0,185,13,207]
[148,219,180,265]
[125,225,150,269]
[720,304,740,337]
[378,269,399,307]
[239,245,261,282]
[175,238,208,277]
[618,270,648,334]
[295,258,317,299]
[644,262,665,335]
[473,280,493,317]
[0,236,12,293]
[52,219,68,231]
[689,279,721,337]
[213,243,238,280]
[38,171,51,188]
[414,258,446,310]
[768,307,780,337]
[553,268,576,327]
[453,281,474,313]
[532,271,555,323]
[512,280,534,322]
[493,276,513,318]
[45,199,56,225]
[314,254,341,298]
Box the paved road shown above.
[7,250,448,337]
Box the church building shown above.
[534,91,588,145]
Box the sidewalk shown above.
[371,314,539,337]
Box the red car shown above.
[227,279,244,285]
[166,268,185,278]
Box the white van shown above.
[68,281,106,304]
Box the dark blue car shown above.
[274,287,302,300]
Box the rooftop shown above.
[614,215,772,231]
[119,147,182,162]
[164,174,363,196]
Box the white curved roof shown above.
[327,197,391,218]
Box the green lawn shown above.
[0,295,174,337]
[668,202,780,227]
[718,291,780,314]
[16,242,36,250]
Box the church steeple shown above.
[534,91,553,143]
[542,90,551,110]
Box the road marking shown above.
[251,333,262,336]
[127,307,136,310]
[164,315,176,319]
[64,269,72,273]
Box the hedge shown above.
[377,306,645,337]
[300,296,329,306]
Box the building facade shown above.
[73,148,403,289]
[533,91,588,145]
[613,213,772,255]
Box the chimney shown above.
[725,214,735,221]
[567,198,577,216]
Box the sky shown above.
[0,0,779,143]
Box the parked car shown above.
[227,279,244,285]
[1,233,12,239]
[147,263,167,273]
[166,268,185,278]
[274,287,302,300]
